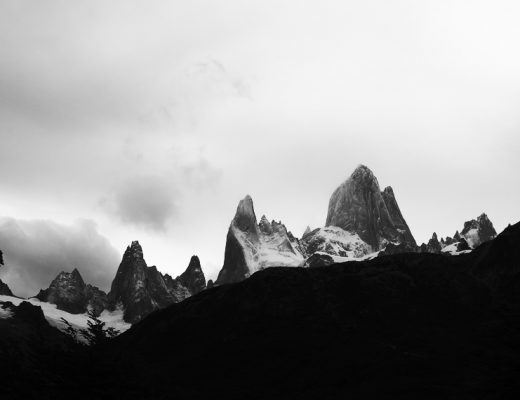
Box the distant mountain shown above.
[35,269,108,315]
[301,226,372,260]
[216,165,419,281]
[108,241,207,323]
[176,255,206,295]
[30,241,207,324]
[88,221,520,399]
[326,165,417,250]
[215,195,304,285]
[461,213,497,248]
[421,213,497,255]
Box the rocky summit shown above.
[35,269,108,315]
[215,195,304,285]
[108,241,207,323]
[176,255,206,295]
[421,213,497,255]
[461,213,497,248]
[326,165,417,251]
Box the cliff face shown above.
[326,165,416,251]
[215,196,304,285]
[108,241,174,324]
[35,269,108,315]
[461,213,497,248]
[109,241,207,323]
[177,256,206,295]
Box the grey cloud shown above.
[0,218,120,298]
[101,175,178,232]
[100,146,221,232]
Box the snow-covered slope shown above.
[0,295,130,342]
[232,222,304,273]
[302,226,372,259]
[216,196,305,285]
[441,243,471,256]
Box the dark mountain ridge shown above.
[42,220,518,399]
[1,221,520,398]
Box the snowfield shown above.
[0,295,130,341]
[302,226,373,259]
[441,243,472,256]
[232,225,305,274]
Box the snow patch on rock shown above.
[0,295,130,341]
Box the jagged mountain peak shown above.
[125,240,144,259]
[259,215,273,235]
[461,213,497,248]
[35,267,106,315]
[187,255,201,270]
[351,164,377,179]
[109,241,207,323]
[303,226,312,237]
[216,197,305,285]
[326,165,416,250]
[233,195,258,233]
[383,186,395,195]
[177,255,206,295]
[70,268,83,281]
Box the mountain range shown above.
[0,165,500,329]
[1,212,518,398]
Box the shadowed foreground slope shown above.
[2,223,520,399]
[103,222,520,399]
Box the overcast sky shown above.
[1,0,519,296]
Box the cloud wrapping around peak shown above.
[0,218,121,297]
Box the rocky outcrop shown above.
[379,241,418,256]
[461,213,497,248]
[0,279,13,296]
[303,253,335,268]
[176,256,206,296]
[457,238,471,252]
[423,214,497,256]
[35,268,108,315]
[108,241,174,324]
[301,226,371,259]
[325,165,416,251]
[0,249,12,296]
[303,226,311,237]
[424,232,442,254]
[108,241,207,323]
[215,195,304,285]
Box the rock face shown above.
[461,213,497,248]
[215,195,304,285]
[108,241,207,323]
[88,222,520,399]
[35,269,108,315]
[422,214,497,256]
[0,279,13,296]
[0,250,12,296]
[425,232,442,254]
[176,256,206,295]
[301,226,372,259]
[325,165,416,251]
[108,241,174,324]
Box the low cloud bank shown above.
[0,218,120,297]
